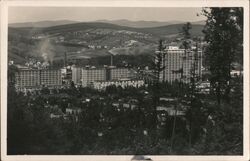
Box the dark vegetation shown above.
[7,77,243,155]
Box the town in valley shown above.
[7,7,243,155]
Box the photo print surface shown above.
[2,1,249,160]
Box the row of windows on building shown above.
[15,69,62,88]
[72,67,136,87]
[159,48,202,83]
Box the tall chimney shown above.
[110,54,113,66]
[64,52,67,67]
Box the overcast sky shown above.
[9,7,206,23]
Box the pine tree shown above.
[181,22,192,51]
[202,8,243,105]
[8,64,19,87]
[151,39,165,128]
[180,22,192,82]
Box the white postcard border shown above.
[1,1,249,161]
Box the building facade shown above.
[72,67,82,85]
[40,69,62,87]
[160,46,202,83]
[108,67,135,81]
[81,67,136,87]
[15,69,40,89]
[15,69,62,90]
[81,68,107,87]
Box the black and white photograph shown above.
[1,0,249,161]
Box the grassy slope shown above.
[8,22,204,63]
[39,22,204,37]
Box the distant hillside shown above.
[31,22,204,38]
[41,22,134,34]
[9,20,79,28]
[8,21,204,64]
[140,23,204,37]
[192,20,206,25]
[9,19,204,28]
[95,19,183,28]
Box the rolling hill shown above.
[9,20,79,28]
[24,22,204,38]
[8,21,205,64]
[95,19,183,28]
[9,19,205,28]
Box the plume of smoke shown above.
[39,38,55,63]
[42,52,48,62]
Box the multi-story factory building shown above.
[80,66,137,87]
[108,67,135,81]
[15,69,62,90]
[40,69,62,87]
[15,69,40,89]
[159,46,202,83]
[81,67,107,87]
[72,67,82,85]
